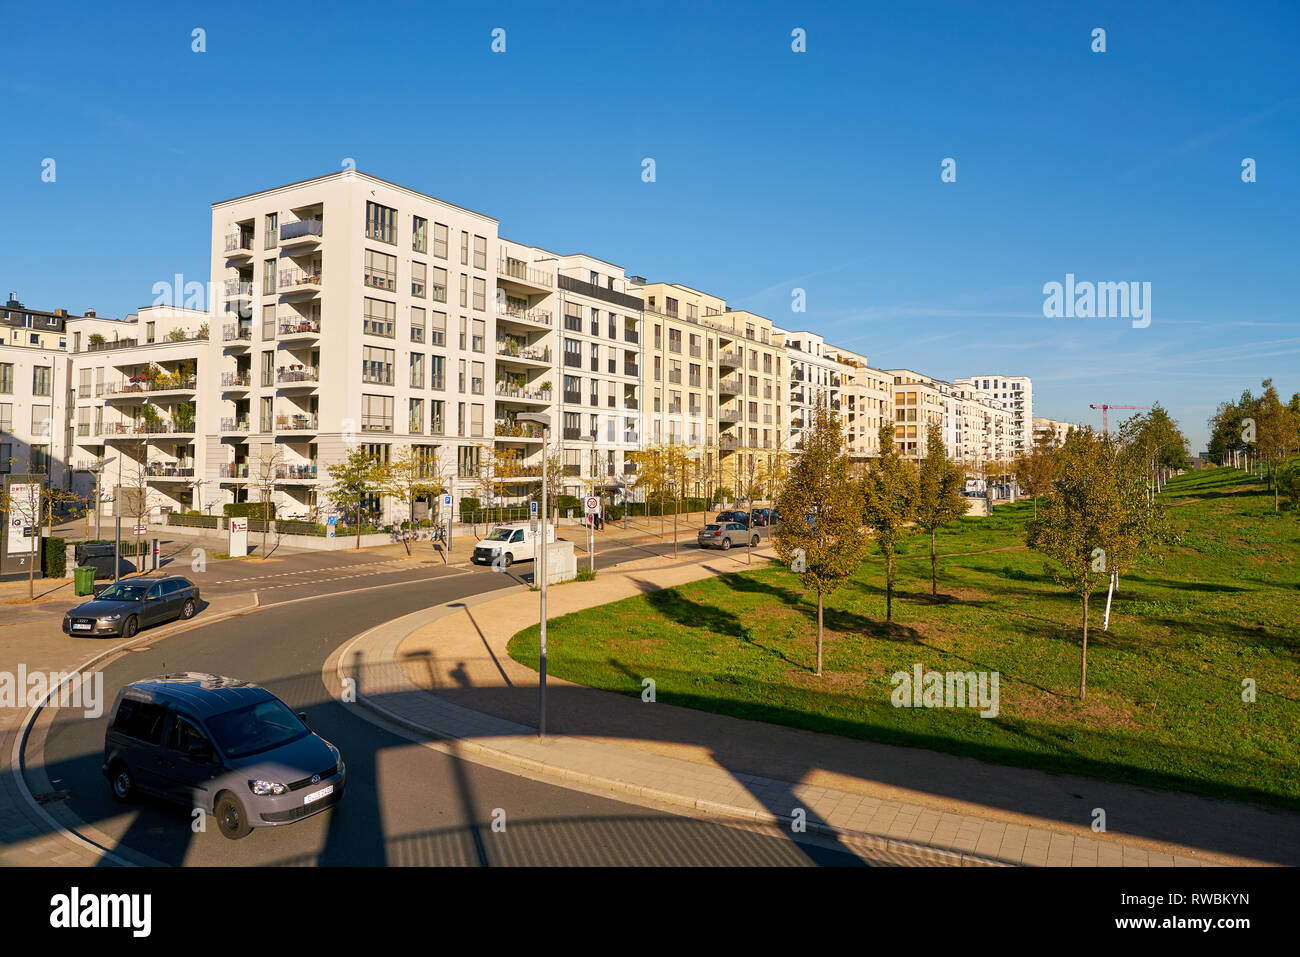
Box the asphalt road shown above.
[30,528,894,867]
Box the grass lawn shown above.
[508,467,1300,808]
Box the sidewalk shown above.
[336,545,1296,867]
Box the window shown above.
[265,212,277,249]
[472,277,486,312]
[470,403,484,437]
[412,216,427,253]
[472,319,485,353]
[411,261,426,298]
[430,355,445,390]
[471,361,484,394]
[409,397,424,434]
[458,359,466,392]
[366,201,397,244]
[0,404,11,431]
[473,236,487,271]
[410,353,425,388]
[363,346,394,385]
[262,303,276,340]
[0,363,12,393]
[431,400,445,434]
[364,249,397,291]
[362,394,394,432]
[260,397,273,432]
[0,443,9,472]
[263,259,277,295]
[411,306,426,343]
[364,298,396,338]
[430,311,446,347]
[145,322,156,343]
[433,222,449,259]
[457,444,478,477]
[459,274,468,308]
[112,699,167,744]
[30,405,50,437]
[564,337,581,367]
[431,266,447,303]
[32,366,52,396]
[460,231,469,265]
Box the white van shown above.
[470,522,557,567]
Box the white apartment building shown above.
[1032,416,1076,447]
[1,297,71,486]
[827,345,892,462]
[953,374,1033,454]
[777,328,842,453]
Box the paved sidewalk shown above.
[335,546,1297,867]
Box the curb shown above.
[339,596,1010,868]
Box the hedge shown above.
[276,520,326,536]
[167,513,219,528]
[43,537,66,577]
[224,502,276,519]
[459,497,480,515]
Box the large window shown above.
[471,361,484,395]
[473,235,487,271]
[411,306,426,343]
[433,222,449,259]
[0,363,12,393]
[362,394,394,433]
[431,266,447,303]
[430,311,447,346]
[265,212,278,250]
[472,277,486,312]
[366,201,397,244]
[412,216,427,253]
[410,353,425,388]
[471,319,485,353]
[430,355,445,390]
[364,249,397,291]
[409,397,424,434]
[32,366,51,396]
[431,400,445,435]
[363,346,394,385]
[363,297,395,338]
[411,261,426,299]
[470,403,484,437]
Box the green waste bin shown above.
[73,566,96,596]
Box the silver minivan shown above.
[103,673,346,840]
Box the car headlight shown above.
[249,780,286,795]
[98,614,122,622]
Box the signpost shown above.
[229,517,249,558]
[584,495,599,573]
[442,493,453,556]
[0,475,42,583]
[529,499,538,534]
[325,507,339,540]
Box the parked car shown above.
[698,522,760,550]
[470,522,556,567]
[103,673,346,840]
[63,576,201,638]
[714,510,750,527]
[750,507,779,527]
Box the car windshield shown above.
[704,524,721,531]
[93,583,148,602]
[485,528,514,542]
[205,699,309,759]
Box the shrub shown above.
[556,494,582,512]
[459,497,480,516]
[276,520,325,536]
[1278,457,1300,510]
[43,536,67,577]
[574,566,597,582]
[224,502,276,519]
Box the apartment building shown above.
[0,296,73,485]
[777,329,841,453]
[886,369,948,460]
[941,381,1016,472]
[827,345,892,462]
[953,374,1033,454]
[1032,416,1076,447]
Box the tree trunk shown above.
[1080,590,1089,700]
[356,494,362,550]
[886,552,894,621]
[816,588,823,676]
[930,528,937,596]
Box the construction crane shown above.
[1089,403,1149,436]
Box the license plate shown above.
[303,784,333,805]
[72,622,92,631]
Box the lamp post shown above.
[88,455,116,543]
[517,412,551,737]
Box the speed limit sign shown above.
[584,496,599,514]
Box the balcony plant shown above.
[175,402,195,432]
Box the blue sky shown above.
[3,0,1297,450]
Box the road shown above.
[27,524,903,866]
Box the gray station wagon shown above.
[697,522,760,550]
[63,575,200,638]
[103,673,346,840]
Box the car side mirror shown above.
[296,711,310,729]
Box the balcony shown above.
[221,371,251,389]
[496,385,552,404]
[497,306,552,328]
[276,413,319,432]
[497,342,552,364]
[143,464,196,479]
[719,350,742,368]
[104,375,198,398]
[623,397,638,410]
[276,464,319,481]
[224,233,255,259]
[718,436,741,451]
[279,316,321,339]
[494,421,545,440]
[624,363,639,377]
[497,258,554,292]
[220,417,250,433]
[224,280,254,300]
[720,409,741,423]
[563,390,582,404]
[719,375,742,395]
[277,367,320,387]
[555,274,642,310]
[279,267,323,296]
[279,219,323,247]
[223,324,253,347]
[218,463,248,479]
[624,330,639,344]
[103,421,196,438]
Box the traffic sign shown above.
[530,501,538,516]
[132,524,148,536]
[584,496,599,514]
[442,494,453,508]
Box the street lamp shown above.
[516,411,551,737]
[87,455,116,542]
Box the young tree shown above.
[1015,428,1059,518]
[861,423,917,621]
[627,444,672,536]
[1254,379,1300,512]
[382,445,443,554]
[914,424,968,596]
[251,443,284,559]
[773,405,867,676]
[1025,427,1125,699]
[326,448,383,550]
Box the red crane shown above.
[1089,403,1149,436]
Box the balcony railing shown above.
[225,233,254,254]
[223,324,252,342]
[494,421,544,439]
[718,436,741,450]
[720,409,741,423]
[689,375,701,388]
[498,306,551,326]
[623,397,638,410]
[563,390,582,404]
[279,316,321,336]
[220,417,250,432]
[280,219,323,242]
[720,375,742,393]
[105,375,198,395]
[497,259,554,288]
[225,280,254,298]
[276,464,319,480]
[720,350,742,367]
[86,337,138,353]
[624,330,639,344]
[102,421,195,436]
[277,367,320,384]
[624,363,639,377]
[276,414,319,431]
[496,343,552,363]
[496,386,552,402]
[219,463,248,478]
[144,464,195,478]
[280,267,323,289]
[221,371,251,388]
[668,371,681,384]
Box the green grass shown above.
[508,467,1300,808]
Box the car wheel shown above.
[181,599,196,620]
[503,553,514,567]
[109,762,135,803]
[215,791,252,840]
[720,538,732,550]
[123,615,139,639]
[751,535,760,546]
